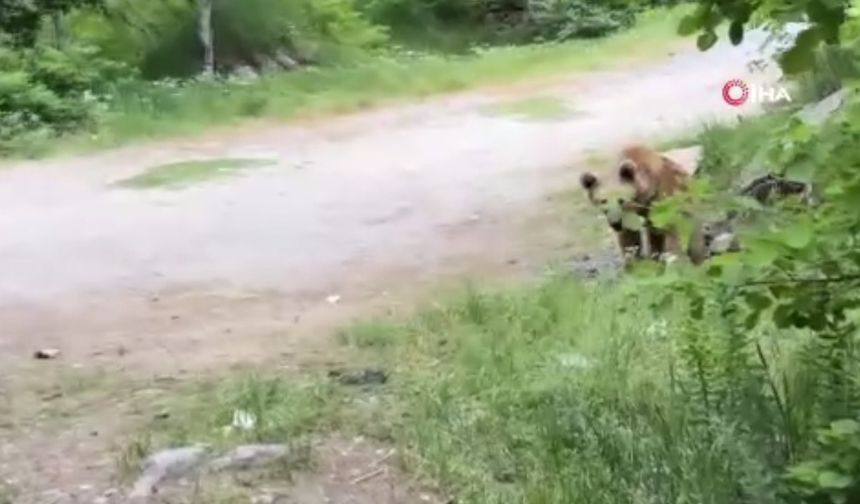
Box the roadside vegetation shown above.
[0,0,685,158]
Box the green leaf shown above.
[621,212,644,232]
[808,309,827,331]
[831,419,860,435]
[744,311,760,329]
[744,291,773,310]
[785,160,817,182]
[783,218,813,249]
[745,240,781,268]
[729,21,744,45]
[818,470,853,489]
[779,27,822,74]
[697,30,719,51]
[690,294,705,320]
[773,304,795,329]
[806,0,847,43]
[677,14,700,36]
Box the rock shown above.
[557,353,591,369]
[329,368,388,386]
[710,232,738,254]
[230,409,257,431]
[796,88,850,126]
[128,445,210,500]
[232,65,259,82]
[663,145,703,176]
[208,444,291,472]
[34,348,61,360]
[570,249,623,279]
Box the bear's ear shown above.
[580,172,598,190]
[618,160,636,184]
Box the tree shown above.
[196,0,214,76]
[0,0,103,47]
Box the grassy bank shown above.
[11,7,688,159]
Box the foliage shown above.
[361,0,679,43]
[679,0,855,75]
[787,419,860,503]
[644,72,860,504]
[0,0,102,46]
[527,0,639,39]
[0,43,128,154]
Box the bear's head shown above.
[579,161,644,232]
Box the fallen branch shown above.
[351,467,386,485]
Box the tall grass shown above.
[333,270,823,504]
[57,6,686,155]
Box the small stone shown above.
[34,348,61,360]
[329,368,388,387]
[797,88,848,126]
[128,445,210,499]
[230,409,257,431]
[208,444,291,472]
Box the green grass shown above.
[481,95,577,121]
[136,373,344,448]
[329,270,826,504]
[19,6,689,159]
[114,157,275,189]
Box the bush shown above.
[527,0,639,39]
[0,43,129,152]
[362,0,679,45]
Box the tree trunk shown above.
[51,12,66,49]
[197,0,214,76]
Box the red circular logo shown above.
[722,79,749,106]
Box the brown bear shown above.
[579,144,694,265]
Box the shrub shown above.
[0,43,129,152]
[527,0,639,39]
